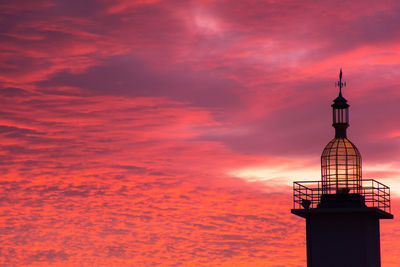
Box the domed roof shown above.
[321,137,361,159]
[332,91,349,109]
[321,137,362,194]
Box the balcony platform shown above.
[291,206,393,219]
[292,179,392,219]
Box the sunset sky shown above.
[1,0,400,266]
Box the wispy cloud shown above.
[1,0,400,265]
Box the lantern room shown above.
[321,137,362,194]
[321,69,362,194]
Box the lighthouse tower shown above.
[291,70,393,267]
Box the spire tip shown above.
[336,68,346,96]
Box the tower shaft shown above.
[306,210,381,267]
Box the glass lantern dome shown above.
[321,137,362,194]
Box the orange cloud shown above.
[2,0,400,265]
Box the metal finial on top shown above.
[335,68,346,96]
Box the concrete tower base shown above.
[292,194,393,267]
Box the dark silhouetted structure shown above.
[291,70,393,267]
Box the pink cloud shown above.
[1,0,400,265]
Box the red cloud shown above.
[2,0,400,265]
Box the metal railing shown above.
[293,179,391,213]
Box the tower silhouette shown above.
[291,70,393,267]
